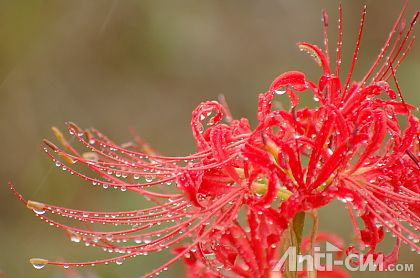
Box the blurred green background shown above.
[0,1,418,277]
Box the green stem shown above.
[251,182,292,201]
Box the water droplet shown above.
[143,236,152,244]
[30,259,48,270]
[275,90,286,95]
[339,193,354,203]
[33,209,46,215]
[32,263,46,270]
[70,234,81,243]
[115,259,124,265]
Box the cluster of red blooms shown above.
[11,3,419,278]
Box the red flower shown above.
[11,3,419,277]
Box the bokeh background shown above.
[0,1,418,277]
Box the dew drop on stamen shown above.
[30,259,48,270]
[31,263,46,270]
[33,208,46,215]
[143,236,152,244]
[70,234,81,243]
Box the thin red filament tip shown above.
[335,3,343,78]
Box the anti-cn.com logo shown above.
[273,241,415,273]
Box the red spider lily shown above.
[10,3,419,278]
